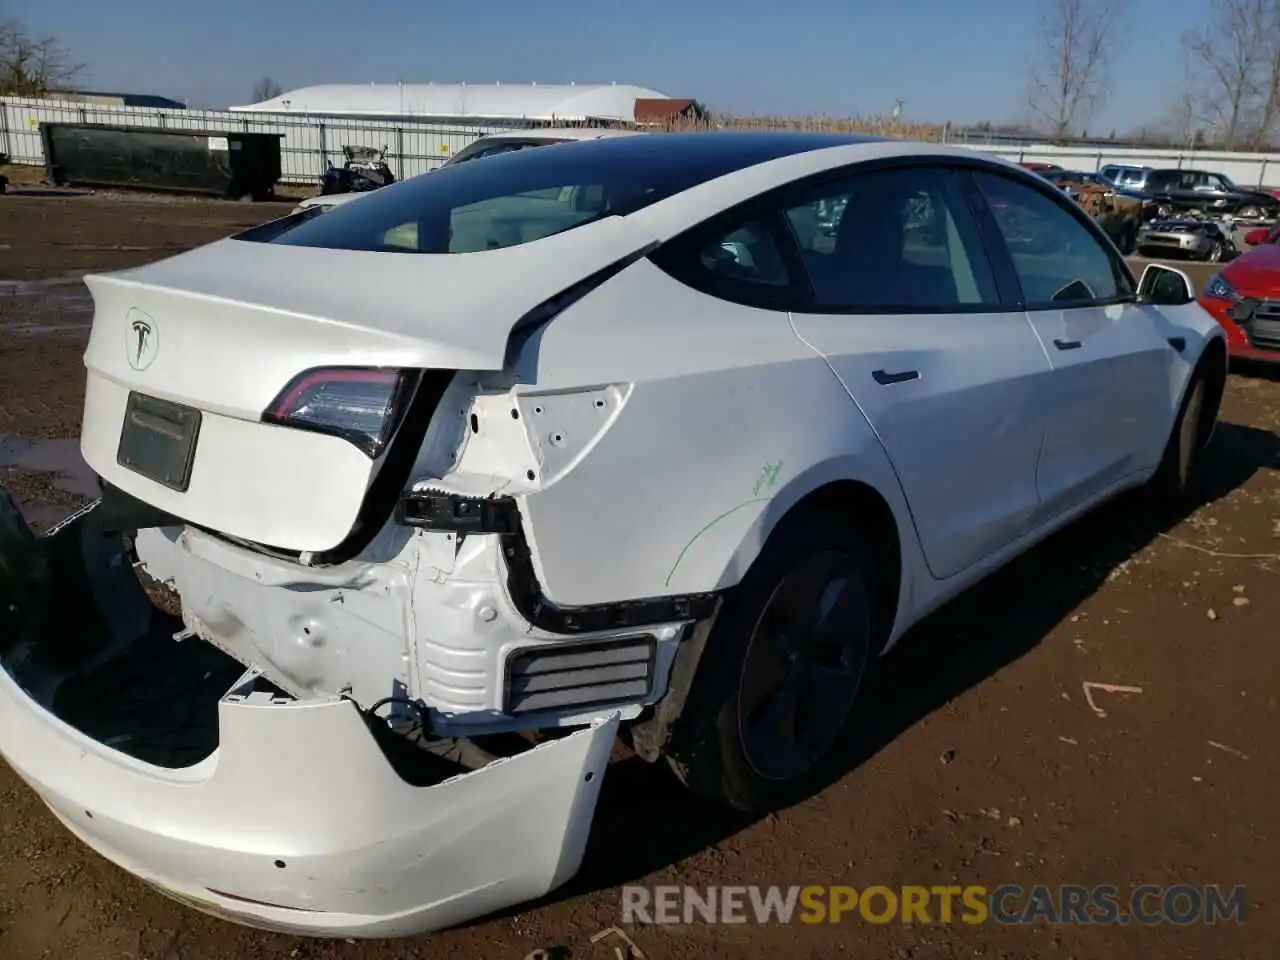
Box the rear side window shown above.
[970,170,1129,307]
[649,215,799,310]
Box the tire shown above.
[1239,205,1261,220]
[1206,240,1224,263]
[664,506,884,813]
[1148,368,1213,502]
[1121,223,1138,256]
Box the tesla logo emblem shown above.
[123,307,159,371]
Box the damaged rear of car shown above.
[0,145,704,937]
[0,486,617,937]
[0,134,864,937]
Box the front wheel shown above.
[664,507,882,813]
[1238,204,1262,220]
[1148,369,1214,503]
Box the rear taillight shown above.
[262,366,420,458]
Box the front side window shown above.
[781,166,1001,311]
[970,170,1129,307]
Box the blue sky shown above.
[9,0,1200,130]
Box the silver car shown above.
[1137,218,1236,262]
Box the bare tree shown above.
[1154,55,1207,148]
[252,76,284,102]
[0,19,85,97]
[1249,0,1280,146]
[1026,0,1128,140]
[1181,0,1272,148]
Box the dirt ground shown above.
[0,195,1277,960]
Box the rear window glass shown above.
[233,132,877,255]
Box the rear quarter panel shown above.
[512,258,918,610]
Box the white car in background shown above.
[292,126,642,214]
[0,132,1225,938]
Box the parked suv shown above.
[1134,168,1280,221]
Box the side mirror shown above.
[1138,264,1196,306]
[1244,227,1269,246]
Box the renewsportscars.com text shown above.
[621,884,1246,926]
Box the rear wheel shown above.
[664,507,882,813]
[1206,240,1225,263]
[1239,204,1262,220]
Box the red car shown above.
[1196,223,1280,362]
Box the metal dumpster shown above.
[40,123,283,200]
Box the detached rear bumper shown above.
[0,491,617,939]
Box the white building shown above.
[229,82,684,124]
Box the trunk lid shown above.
[79,216,655,552]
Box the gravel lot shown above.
[0,194,1277,960]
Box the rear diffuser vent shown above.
[504,635,656,715]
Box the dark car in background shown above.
[1134,168,1280,221]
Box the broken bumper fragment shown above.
[0,490,617,938]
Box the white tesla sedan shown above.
[0,132,1225,937]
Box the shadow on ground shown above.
[1,188,92,199]
[1232,358,1280,383]
[527,419,1280,907]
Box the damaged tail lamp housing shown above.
[262,366,422,458]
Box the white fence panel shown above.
[5,95,1280,188]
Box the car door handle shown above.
[1167,336,1186,352]
[872,369,920,385]
[1053,338,1082,351]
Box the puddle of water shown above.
[0,434,100,501]
[0,271,90,293]
[0,271,95,331]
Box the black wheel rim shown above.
[736,550,871,782]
